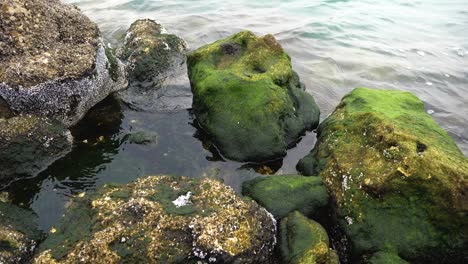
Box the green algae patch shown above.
[242,175,329,219]
[35,175,276,263]
[105,48,119,82]
[297,88,468,263]
[0,201,42,263]
[364,251,409,264]
[280,211,338,264]
[188,31,320,162]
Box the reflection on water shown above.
[6,95,316,231]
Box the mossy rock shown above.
[297,88,468,263]
[35,175,276,263]
[117,19,191,111]
[0,201,43,263]
[280,211,338,264]
[242,175,329,219]
[0,115,72,186]
[187,31,320,162]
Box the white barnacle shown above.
[172,192,192,207]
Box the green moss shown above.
[36,175,276,263]
[188,31,320,162]
[105,47,119,81]
[366,252,409,264]
[297,88,468,263]
[242,175,329,219]
[280,211,336,264]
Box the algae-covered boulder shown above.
[187,31,320,162]
[0,201,43,263]
[0,115,72,186]
[280,211,338,264]
[35,175,276,263]
[0,0,127,127]
[297,88,468,263]
[242,175,329,219]
[118,19,191,111]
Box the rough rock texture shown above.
[297,88,468,263]
[0,201,43,264]
[187,31,320,162]
[0,0,127,127]
[280,211,338,264]
[35,175,276,263]
[117,19,191,111]
[242,175,329,219]
[0,115,72,187]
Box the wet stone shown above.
[117,19,191,112]
[35,175,277,263]
[0,0,127,127]
[0,115,72,186]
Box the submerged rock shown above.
[297,88,468,263]
[187,31,320,162]
[125,131,159,145]
[242,175,329,219]
[280,211,338,264]
[0,201,42,263]
[118,19,191,111]
[0,0,127,127]
[0,115,72,186]
[35,175,276,263]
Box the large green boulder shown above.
[0,201,43,263]
[35,175,276,263]
[187,31,320,162]
[297,88,468,263]
[280,211,338,264]
[242,175,329,219]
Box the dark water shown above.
[5,0,468,233]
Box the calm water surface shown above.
[5,0,468,232]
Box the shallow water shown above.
[5,0,468,233]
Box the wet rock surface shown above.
[0,115,72,187]
[280,211,338,264]
[117,19,191,112]
[35,175,276,263]
[297,88,468,263]
[0,199,42,264]
[242,175,329,219]
[0,0,127,127]
[187,31,320,162]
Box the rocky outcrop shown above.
[35,175,276,263]
[297,88,468,263]
[117,19,191,111]
[280,211,338,264]
[187,31,320,162]
[0,0,127,127]
[0,115,72,187]
[242,175,329,219]
[0,200,43,264]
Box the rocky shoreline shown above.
[0,0,466,263]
